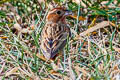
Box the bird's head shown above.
[46,7,72,23]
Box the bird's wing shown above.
[41,23,70,59]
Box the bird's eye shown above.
[56,11,61,15]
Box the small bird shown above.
[41,7,72,60]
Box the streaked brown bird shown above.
[40,7,72,60]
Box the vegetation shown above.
[0,0,120,80]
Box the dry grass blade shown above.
[70,15,86,21]
[113,47,120,52]
[68,56,76,80]
[5,67,19,77]
[75,66,90,79]
[0,36,8,39]
[49,70,62,76]
[17,63,40,80]
[36,53,46,61]
[80,21,110,37]
[70,28,78,36]
[18,67,34,79]
[0,62,5,74]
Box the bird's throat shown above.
[59,16,66,24]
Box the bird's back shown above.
[41,22,70,60]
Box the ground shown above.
[0,0,120,80]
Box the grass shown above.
[0,0,120,80]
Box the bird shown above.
[40,7,72,60]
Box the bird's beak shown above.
[64,10,73,16]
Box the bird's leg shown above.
[36,53,58,74]
[37,51,64,73]
[56,50,63,65]
[36,53,60,71]
[49,55,61,74]
[50,60,59,71]
[50,50,64,71]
